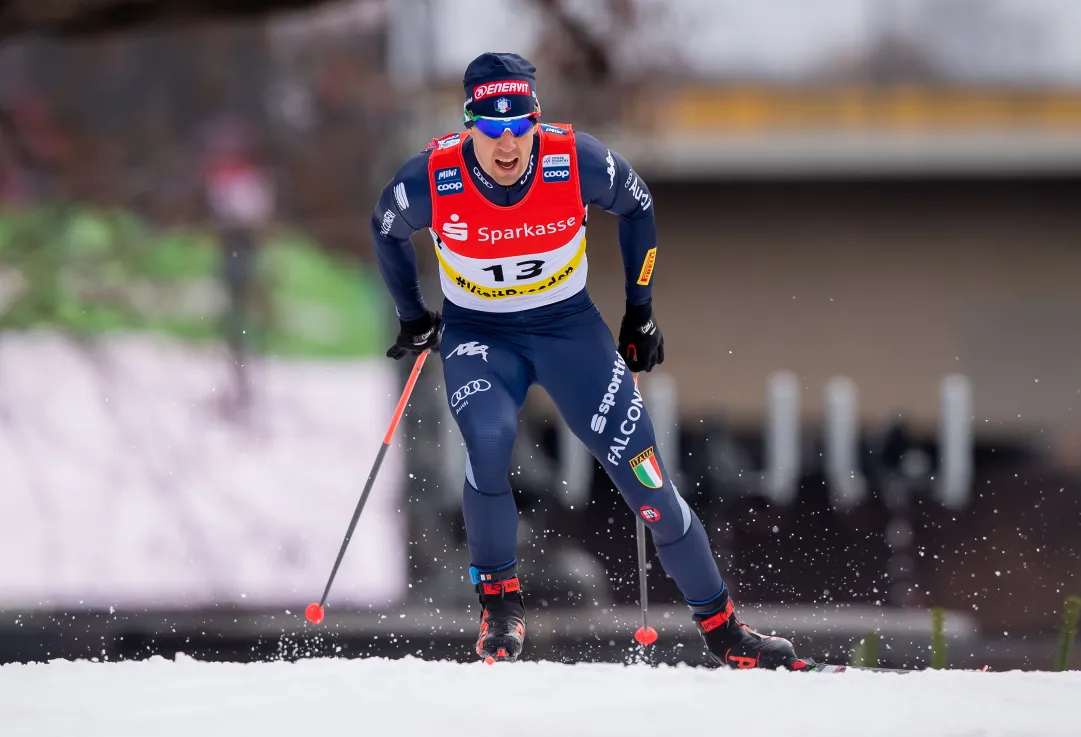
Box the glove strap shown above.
[400,311,435,335]
[624,300,652,326]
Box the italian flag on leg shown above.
[630,447,663,488]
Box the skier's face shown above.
[471,123,537,186]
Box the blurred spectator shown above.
[202,115,276,418]
[0,147,29,206]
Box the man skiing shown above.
[369,52,814,670]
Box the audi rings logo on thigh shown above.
[451,379,491,408]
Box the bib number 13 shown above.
[481,259,545,282]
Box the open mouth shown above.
[495,157,518,172]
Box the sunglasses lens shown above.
[474,116,535,138]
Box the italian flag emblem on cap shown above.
[629,446,663,488]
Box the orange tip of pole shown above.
[634,626,658,646]
[305,602,325,624]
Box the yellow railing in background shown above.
[629,85,1081,133]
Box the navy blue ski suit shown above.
[370,127,726,606]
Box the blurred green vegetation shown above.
[0,203,388,358]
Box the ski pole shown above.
[631,373,658,646]
[306,349,432,624]
[633,515,657,645]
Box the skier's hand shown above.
[617,301,664,373]
[386,310,441,360]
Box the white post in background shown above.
[764,370,800,505]
[385,0,434,91]
[643,371,680,488]
[937,374,973,509]
[558,419,592,509]
[824,376,867,511]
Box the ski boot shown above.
[690,590,816,671]
[471,562,526,664]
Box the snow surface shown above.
[1,656,1078,737]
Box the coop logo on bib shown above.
[629,446,663,488]
[542,153,571,182]
[435,167,464,195]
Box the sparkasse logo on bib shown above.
[477,217,576,244]
[441,214,468,241]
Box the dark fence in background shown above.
[2,376,1076,670]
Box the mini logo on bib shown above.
[435,167,464,196]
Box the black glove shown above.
[617,301,664,373]
[386,310,441,360]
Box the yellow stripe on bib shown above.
[434,237,588,301]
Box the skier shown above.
[369,52,814,670]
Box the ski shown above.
[807,663,914,674]
[806,663,989,674]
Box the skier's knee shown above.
[460,414,515,458]
[460,416,516,490]
[633,488,693,545]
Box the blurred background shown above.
[0,0,1078,671]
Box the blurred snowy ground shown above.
[1,655,1079,737]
